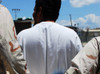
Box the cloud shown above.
[58,14,100,29]
[70,0,100,8]
[22,17,26,20]
[75,14,100,28]
[57,20,71,26]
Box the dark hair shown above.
[35,0,61,21]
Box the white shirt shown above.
[18,22,82,74]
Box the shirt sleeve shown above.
[66,38,99,74]
[0,4,27,74]
[75,33,82,53]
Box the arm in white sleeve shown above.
[0,4,27,74]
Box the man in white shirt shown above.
[0,4,26,74]
[18,0,82,74]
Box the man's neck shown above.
[34,20,55,26]
[44,20,55,22]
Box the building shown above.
[14,19,34,34]
[82,29,100,42]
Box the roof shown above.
[83,29,100,32]
[14,20,34,24]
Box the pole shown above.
[12,9,20,20]
[69,14,73,26]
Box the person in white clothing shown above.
[0,3,26,74]
[66,37,100,74]
[17,0,82,74]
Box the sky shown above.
[1,0,100,29]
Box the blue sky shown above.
[1,0,100,29]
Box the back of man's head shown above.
[35,0,61,21]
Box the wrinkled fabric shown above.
[66,37,100,74]
[0,4,26,74]
[18,22,82,74]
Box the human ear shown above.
[37,6,42,17]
